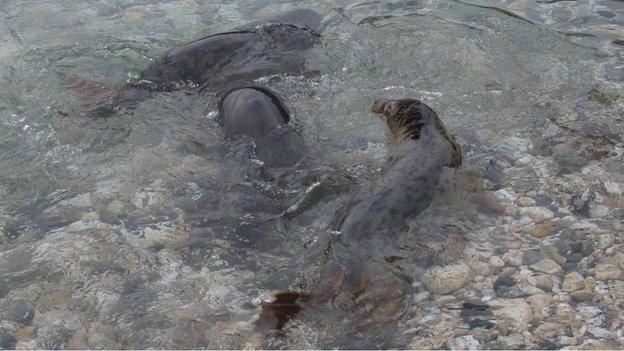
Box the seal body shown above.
[138,23,320,92]
[218,86,306,168]
[340,98,462,244]
[85,10,322,117]
[260,98,463,332]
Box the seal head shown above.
[372,98,462,168]
[218,86,307,168]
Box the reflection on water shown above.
[1,0,623,349]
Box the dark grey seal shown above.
[79,9,323,117]
[136,23,320,92]
[217,86,307,168]
[259,98,462,333]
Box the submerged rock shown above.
[421,264,473,295]
[562,272,584,292]
[530,259,564,276]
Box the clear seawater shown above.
[1,0,623,349]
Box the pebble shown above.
[595,234,613,250]
[489,298,533,328]
[413,291,430,303]
[527,294,552,319]
[570,289,594,302]
[529,221,560,238]
[562,272,584,292]
[526,274,554,292]
[543,246,567,265]
[603,180,622,196]
[584,276,597,290]
[530,259,564,276]
[523,206,555,224]
[523,249,544,265]
[503,250,523,267]
[489,256,505,268]
[468,260,492,276]
[501,267,516,277]
[451,335,480,350]
[0,329,16,349]
[516,197,536,207]
[594,264,622,281]
[421,264,474,295]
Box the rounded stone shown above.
[489,256,506,268]
[584,276,597,290]
[0,329,16,349]
[527,273,554,292]
[516,197,536,207]
[530,221,560,238]
[570,290,594,302]
[528,207,555,224]
[421,264,474,295]
[503,250,524,267]
[530,259,564,276]
[594,264,622,281]
[562,272,584,292]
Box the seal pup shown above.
[259,98,462,332]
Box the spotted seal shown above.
[259,98,462,332]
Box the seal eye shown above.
[383,103,394,115]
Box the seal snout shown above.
[372,99,389,114]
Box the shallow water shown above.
[1,0,623,349]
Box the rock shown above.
[543,245,567,265]
[533,322,560,342]
[0,299,34,324]
[489,298,533,329]
[523,206,555,224]
[105,199,127,215]
[554,303,574,320]
[503,250,523,267]
[562,272,584,292]
[570,290,594,302]
[589,203,610,219]
[468,260,492,276]
[489,256,505,268]
[594,264,622,281]
[421,264,474,295]
[527,294,552,320]
[530,259,563,276]
[523,249,544,265]
[595,233,613,250]
[413,291,430,303]
[529,221,560,238]
[0,329,16,349]
[450,335,480,350]
[582,340,618,350]
[526,274,553,292]
[501,267,516,277]
[603,180,622,196]
[516,197,536,207]
[584,276,597,290]
[613,252,624,269]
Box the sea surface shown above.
[1,0,623,349]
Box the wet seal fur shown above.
[79,9,323,117]
[135,23,321,92]
[258,98,462,332]
[217,86,307,168]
